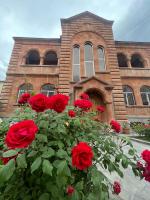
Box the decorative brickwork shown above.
[0,11,150,121]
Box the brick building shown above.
[0,11,150,122]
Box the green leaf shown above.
[121,157,128,169]
[3,150,18,158]
[27,150,38,157]
[36,134,48,143]
[0,159,15,182]
[16,154,27,169]
[39,193,49,200]
[42,159,53,176]
[31,157,42,173]
[42,148,55,158]
[57,160,71,176]
[76,181,83,191]
[56,149,68,159]
[128,149,135,156]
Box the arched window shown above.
[131,54,144,68]
[98,46,105,71]
[26,50,40,65]
[140,86,150,105]
[123,85,135,106]
[43,51,58,65]
[117,53,128,67]
[72,45,80,82]
[17,83,33,101]
[41,84,55,97]
[84,42,94,77]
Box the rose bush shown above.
[0,92,146,200]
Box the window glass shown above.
[73,46,80,82]
[84,43,94,77]
[98,47,105,70]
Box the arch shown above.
[123,85,136,106]
[72,45,80,82]
[41,83,55,97]
[84,42,95,77]
[17,83,33,101]
[43,51,58,65]
[140,85,150,105]
[131,53,144,68]
[117,53,128,68]
[26,50,40,65]
[98,46,105,70]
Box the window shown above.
[41,84,55,97]
[117,53,128,67]
[140,86,150,105]
[17,83,33,101]
[131,54,144,68]
[84,42,95,77]
[72,45,80,82]
[44,51,58,65]
[98,46,105,71]
[123,85,135,106]
[26,50,40,65]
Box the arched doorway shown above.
[86,89,107,122]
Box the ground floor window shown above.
[17,83,33,102]
[140,86,150,105]
[41,84,55,97]
[123,85,135,106]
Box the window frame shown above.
[25,50,40,65]
[98,46,106,71]
[72,45,80,82]
[17,84,33,102]
[84,42,95,77]
[123,86,136,106]
[140,86,150,106]
[41,84,55,97]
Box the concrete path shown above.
[98,140,150,200]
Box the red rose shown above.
[142,150,150,164]
[29,94,48,112]
[110,120,121,133]
[47,94,69,113]
[72,142,93,170]
[18,93,31,105]
[68,110,76,118]
[142,164,150,182]
[97,105,105,113]
[80,93,89,100]
[66,185,75,196]
[5,120,38,149]
[74,99,92,110]
[113,181,121,195]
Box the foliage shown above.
[0,94,143,200]
[131,121,150,139]
[122,121,130,129]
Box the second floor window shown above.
[98,46,105,71]
[84,42,94,77]
[26,50,40,65]
[72,45,80,82]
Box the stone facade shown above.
[0,11,150,122]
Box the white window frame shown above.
[84,43,95,77]
[41,89,55,97]
[98,46,106,71]
[141,92,150,106]
[123,91,135,106]
[72,45,80,82]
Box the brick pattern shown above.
[0,12,150,121]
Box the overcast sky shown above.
[0,0,150,80]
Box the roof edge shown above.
[13,37,61,43]
[61,11,113,25]
[115,40,150,46]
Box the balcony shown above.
[119,68,150,78]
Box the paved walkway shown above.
[98,140,150,200]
